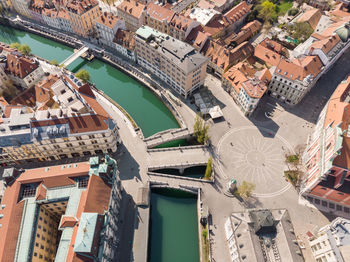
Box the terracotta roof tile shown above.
[145,3,175,23]
[113,29,135,51]
[310,34,341,55]
[297,8,322,29]
[95,12,120,29]
[117,0,146,19]
[5,54,39,79]
[224,1,251,23]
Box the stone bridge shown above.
[147,146,210,173]
[144,127,193,148]
[61,46,89,67]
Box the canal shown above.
[0,24,199,261]
[149,188,199,262]
[0,24,179,137]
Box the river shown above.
[0,24,179,137]
[149,189,199,262]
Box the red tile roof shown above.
[224,1,251,23]
[66,0,99,15]
[5,54,39,79]
[254,41,282,67]
[275,55,323,81]
[95,12,120,29]
[113,29,135,51]
[117,0,146,19]
[145,3,175,23]
[297,8,322,30]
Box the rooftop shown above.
[145,3,175,23]
[136,26,208,74]
[117,0,146,19]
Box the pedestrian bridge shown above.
[144,127,193,148]
[150,179,201,194]
[147,146,210,172]
[61,46,89,67]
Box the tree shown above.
[288,7,299,16]
[18,44,31,55]
[75,69,90,82]
[236,181,256,199]
[193,113,210,144]
[50,59,59,66]
[10,42,21,50]
[289,22,313,42]
[257,0,277,23]
[204,157,213,180]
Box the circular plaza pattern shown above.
[217,126,294,198]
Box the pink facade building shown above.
[301,75,350,214]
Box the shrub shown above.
[288,7,299,16]
[204,157,213,180]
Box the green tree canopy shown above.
[75,69,90,83]
[18,44,31,55]
[193,113,210,145]
[204,157,213,180]
[10,42,21,50]
[257,0,277,23]
[50,59,59,66]
[236,181,256,198]
[10,43,31,55]
[290,22,314,42]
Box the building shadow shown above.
[116,144,141,181]
[117,192,137,262]
[259,49,350,124]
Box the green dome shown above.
[335,23,350,42]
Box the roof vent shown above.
[45,167,50,172]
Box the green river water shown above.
[0,24,199,261]
[149,189,199,262]
[0,24,179,137]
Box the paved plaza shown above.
[217,126,293,198]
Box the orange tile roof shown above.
[254,42,282,67]
[113,29,135,51]
[330,3,350,19]
[10,75,57,107]
[258,68,272,83]
[223,62,266,98]
[57,9,70,20]
[297,8,322,30]
[275,55,323,81]
[5,53,39,79]
[0,162,90,262]
[185,27,210,51]
[170,14,196,32]
[65,174,112,262]
[309,34,341,55]
[117,0,146,19]
[0,96,9,107]
[60,216,78,228]
[145,3,175,23]
[35,183,47,200]
[95,12,120,29]
[197,0,215,9]
[66,0,99,15]
[224,1,251,23]
[322,75,350,169]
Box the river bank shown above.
[0,21,180,137]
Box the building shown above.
[95,12,126,48]
[113,29,136,62]
[0,73,119,165]
[143,3,175,35]
[297,8,322,30]
[301,75,350,216]
[0,154,123,262]
[222,62,268,116]
[224,209,304,262]
[222,1,252,34]
[0,60,12,93]
[57,9,74,33]
[169,14,200,41]
[135,26,208,98]
[308,34,343,65]
[254,38,286,67]
[268,55,323,104]
[66,0,101,37]
[308,217,350,262]
[4,53,45,89]
[117,0,146,32]
[224,20,262,47]
[12,0,32,18]
[42,8,61,29]
[187,7,221,27]
[202,40,253,77]
[29,0,46,24]
[185,28,211,52]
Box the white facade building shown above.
[95,13,126,48]
[309,218,350,262]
